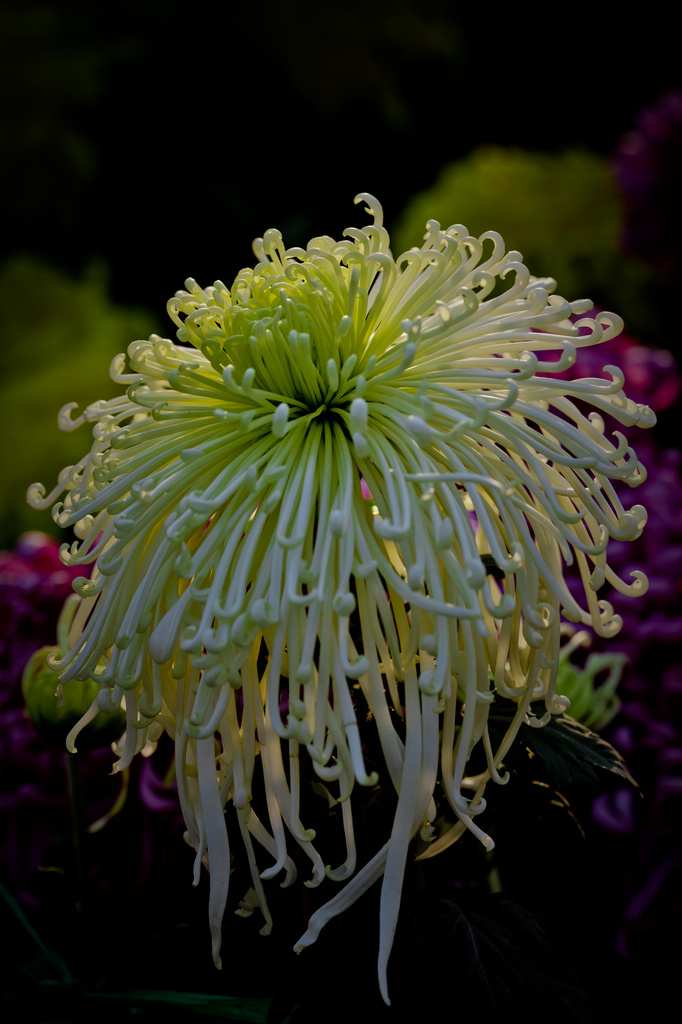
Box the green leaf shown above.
[90,988,272,1020]
[0,880,72,985]
[2,980,271,1022]
[520,712,637,794]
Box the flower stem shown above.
[65,750,92,981]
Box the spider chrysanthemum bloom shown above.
[28,194,653,1002]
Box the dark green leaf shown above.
[2,980,271,1022]
[92,988,271,1020]
[0,880,72,985]
[520,712,637,794]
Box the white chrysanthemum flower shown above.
[28,194,654,1003]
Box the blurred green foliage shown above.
[0,257,158,547]
[393,148,658,336]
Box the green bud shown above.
[22,647,126,751]
[555,651,627,731]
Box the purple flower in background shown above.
[594,443,681,657]
[541,325,682,963]
[542,324,680,426]
[571,350,682,961]
[0,533,183,905]
[0,532,81,703]
[543,329,680,652]
[612,90,682,280]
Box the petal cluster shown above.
[28,194,653,1001]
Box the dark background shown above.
[3,0,681,550]
[2,1,680,303]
